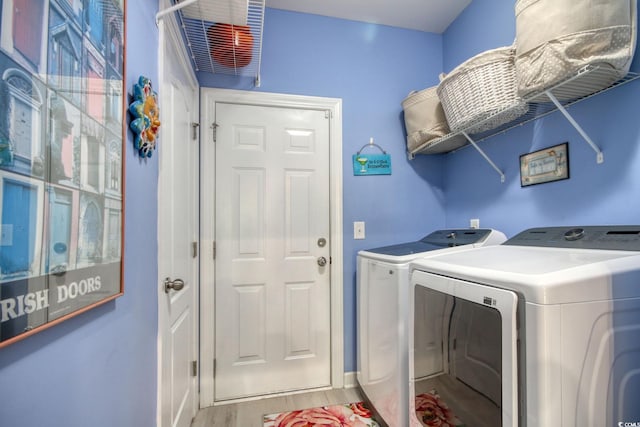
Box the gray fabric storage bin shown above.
[402,87,451,152]
[515,0,637,98]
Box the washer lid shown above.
[410,245,640,304]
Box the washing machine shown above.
[357,228,506,427]
[409,226,640,427]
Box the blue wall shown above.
[442,0,515,72]
[0,1,159,426]
[200,8,447,372]
[441,0,640,237]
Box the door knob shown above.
[317,256,327,267]
[164,277,185,293]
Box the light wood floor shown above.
[191,387,367,427]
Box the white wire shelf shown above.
[158,0,265,86]
[409,65,640,158]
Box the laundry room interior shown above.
[1,0,640,426]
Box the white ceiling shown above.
[265,0,473,33]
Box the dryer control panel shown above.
[364,228,498,256]
[504,226,640,251]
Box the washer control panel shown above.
[504,226,640,251]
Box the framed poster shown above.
[0,0,125,347]
[520,142,569,187]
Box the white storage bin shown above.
[437,46,528,134]
[401,87,452,152]
[515,0,637,98]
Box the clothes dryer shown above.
[357,228,506,427]
[409,226,640,427]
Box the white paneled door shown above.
[214,103,331,400]
[158,16,199,427]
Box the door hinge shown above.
[192,360,198,377]
[325,110,331,119]
[212,241,216,260]
[213,358,216,376]
[191,122,200,140]
[191,241,198,258]
[211,122,219,142]
[329,256,332,265]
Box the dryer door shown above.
[410,271,519,427]
[357,256,407,426]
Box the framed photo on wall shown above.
[520,142,569,187]
[0,0,125,347]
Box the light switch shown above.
[354,221,365,239]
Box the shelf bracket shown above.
[156,0,199,25]
[545,90,604,164]
[461,131,505,183]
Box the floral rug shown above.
[414,390,465,427]
[263,401,379,427]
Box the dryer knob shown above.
[564,228,585,241]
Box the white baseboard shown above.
[343,371,358,389]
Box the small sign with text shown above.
[352,153,392,176]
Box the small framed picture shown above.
[520,142,569,187]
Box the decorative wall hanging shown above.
[520,142,569,186]
[129,75,160,157]
[353,138,392,176]
[0,0,125,348]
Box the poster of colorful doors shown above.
[0,0,125,346]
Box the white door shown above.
[213,102,331,400]
[158,16,199,427]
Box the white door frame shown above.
[157,4,200,424]
[199,88,344,407]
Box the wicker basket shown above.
[515,0,636,98]
[401,87,451,152]
[437,47,528,134]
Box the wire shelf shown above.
[168,0,265,83]
[410,65,640,156]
